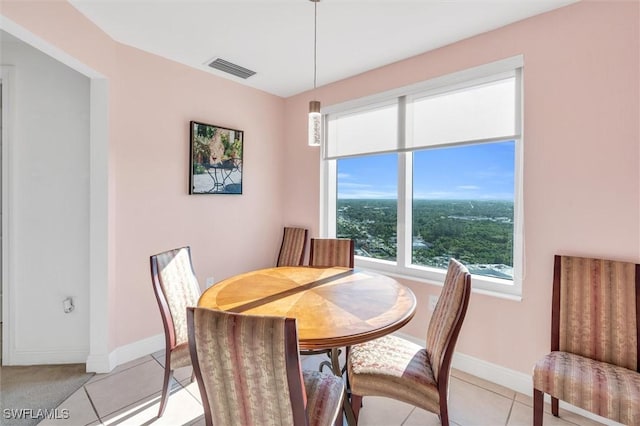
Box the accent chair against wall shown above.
[533,255,640,425]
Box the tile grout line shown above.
[452,374,517,401]
[88,357,156,385]
[84,356,169,422]
[150,353,203,407]
[504,394,516,426]
[450,375,519,426]
[399,406,416,425]
[176,374,204,406]
[83,385,103,425]
[94,391,165,422]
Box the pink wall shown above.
[4,0,639,375]
[2,0,287,349]
[283,0,640,374]
[111,45,286,346]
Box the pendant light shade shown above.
[308,0,321,147]
[308,100,321,146]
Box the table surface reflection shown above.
[198,266,417,350]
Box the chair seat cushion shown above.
[303,370,344,426]
[534,351,640,425]
[348,335,439,413]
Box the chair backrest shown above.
[150,247,201,348]
[425,258,472,383]
[187,307,308,426]
[277,227,308,267]
[552,255,640,370]
[309,238,354,268]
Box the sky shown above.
[337,140,515,200]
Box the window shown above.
[338,153,398,261]
[321,57,523,297]
[410,142,515,280]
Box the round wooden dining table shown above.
[198,266,417,351]
[198,266,416,425]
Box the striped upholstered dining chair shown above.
[347,258,471,426]
[277,226,308,267]
[186,307,345,426]
[533,255,640,426]
[309,238,354,268]
[150,247,201,417]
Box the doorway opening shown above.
[1,77,3,364]
[0,20,110,370]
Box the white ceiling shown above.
[69,0,578,98]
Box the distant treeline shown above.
[337,199,513,267]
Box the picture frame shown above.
[189,120,243,194]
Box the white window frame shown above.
[320,56,524,299]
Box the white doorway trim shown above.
[0,15,111,372]
[87,78,111,372]
[1,65,14,365]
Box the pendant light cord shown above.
[313,0,317,90]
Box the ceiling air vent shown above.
[207,58,256,79]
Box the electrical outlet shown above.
[205,277,215,288]
[428,295,439,311]
[63,297,75,313]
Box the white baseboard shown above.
[86,333,165,374]
[451,350,532,395]
[396,332,623,426]
[10,349,88,366]
[86,351,117,373]
[113,333,165,367]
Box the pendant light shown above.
[308,0,321,146]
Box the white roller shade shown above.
[408,77,516,149]
[324,57,522,159]
[326,101,398,158]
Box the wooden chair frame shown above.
[150,246,198,417]
[434,271,471,425]
[350,262,471,426]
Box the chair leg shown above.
[533,388,544,426]
[439,396,450,426]
[158,367,173,417]
[551,396,559,417]
[319,360,332,373]
[350,394,362,423]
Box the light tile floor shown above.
[39,351,606,426]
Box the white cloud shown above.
[338,189,397,199]
[413,190,512,200]
[339,182,372,189]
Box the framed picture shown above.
[189,121,243,194]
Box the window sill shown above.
[354,256,523,301]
